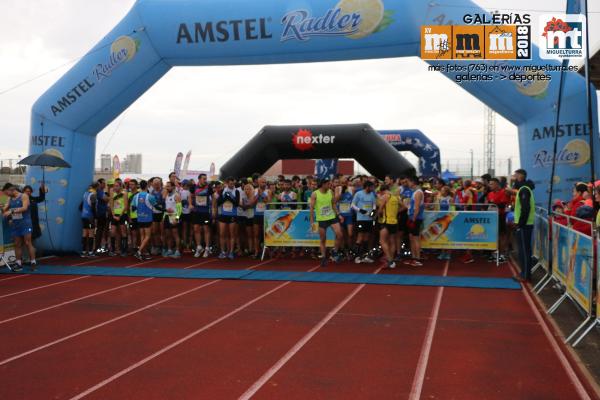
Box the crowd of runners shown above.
[5,166,573,274]
[72,170,535,270]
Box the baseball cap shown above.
[552,200,565,210]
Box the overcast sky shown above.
[0,0,598,176]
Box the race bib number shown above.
[403,198,411,207]
[12,212,22,220]
[246,208,255,218]
[256,202,266,213]
[339,203,351,214]
[320,205,333,217]
[363,203,373,210]
[168,214,178,225]
[223,201,233,213]
[196,195,208,207]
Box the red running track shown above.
[0,255,597,399]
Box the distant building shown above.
[264,159,354,179]
[100,154,112,172]
[124,154,142,174]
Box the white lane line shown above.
[0,274,30,282]
[409,260,449,400]
[0,278,154,325]
[507,261,591,400]
[68,264,315,400]
[0,276,90,299]
[0,258,158,300]
[239,266,384,400]
[0,258,273,366]
[0,280,220,367]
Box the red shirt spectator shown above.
[486,180,510,216]
[565,183,589,218]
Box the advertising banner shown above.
[566,230,593,313]
[264,210,334,248]
[533,212,550,270]
[597,240,600,316]
[552,222,570,284]
[420,211,498,250]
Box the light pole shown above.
[470,149,474,180]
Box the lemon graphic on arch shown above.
[564,139,590,167]
[42,148,65,173]
[514,72,550,99]
[111,36,138,62]
[336,0,385,39]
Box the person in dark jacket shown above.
[22,184,46,241]
[512,169,535,282]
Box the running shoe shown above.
[108,251,117,257]
[228,252,235,260]
[497,255,507,263]
[437,253,446,260]
[80,252,88,258]
[120,251,127,258]
[319,257,327,267]
[218,251,227,259]
[460,254,475,264]
[403,259,422,267]
[134,252,143,261]
[362,256,375,264]
[387,260,396,269]
[87,251,97,258]
[11,263,23,273]
[354,256,363,264]
[194,246,204,258]
[171,250,182,259]
[203,249,210,258]
[30,261,37,272]
[143,254,153,261]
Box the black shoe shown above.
[30,262,37,272]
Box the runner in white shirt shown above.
[179,180,192,252]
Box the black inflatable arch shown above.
[220,124,415,179]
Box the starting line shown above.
[1,265,521,290]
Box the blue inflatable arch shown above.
[29,0,599,252]
[379,130,441,177]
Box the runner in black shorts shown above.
[192,174,213,258]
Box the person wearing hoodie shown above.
[513,169,535,282]
[565,182,588,219]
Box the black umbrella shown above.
[18,153,71,169]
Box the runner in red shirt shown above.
[457,180,475,263]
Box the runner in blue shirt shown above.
[335,177,354,259]
[80,183,98,258]
[351,181,377,263]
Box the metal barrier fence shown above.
[533,210,596,347]
[0,205,16,269]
